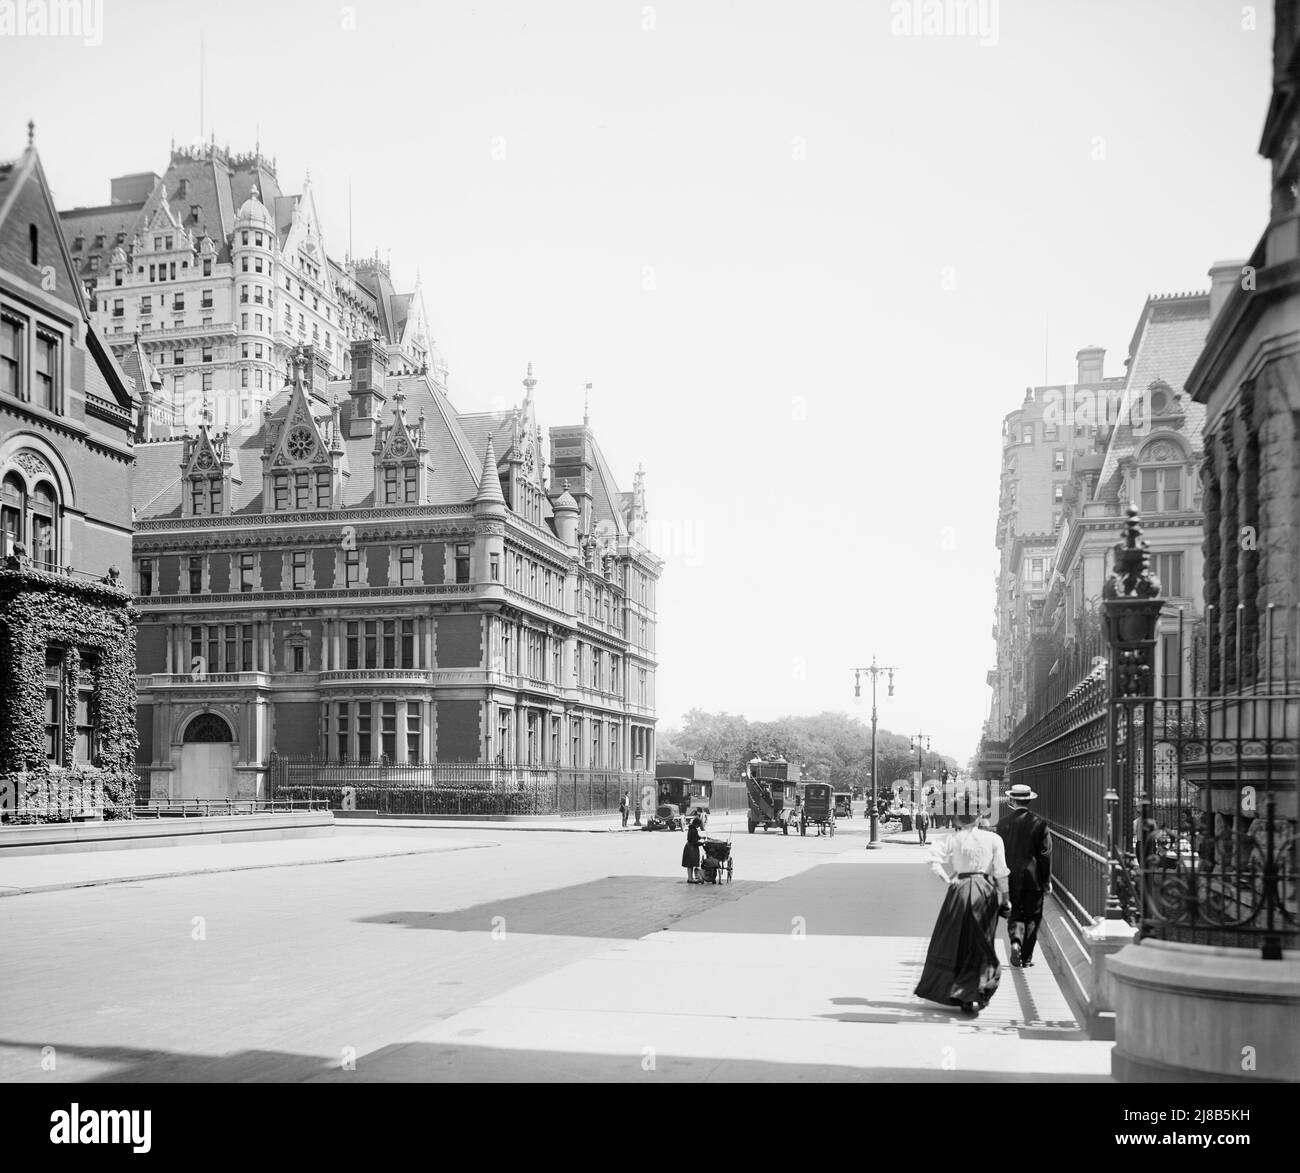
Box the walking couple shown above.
[913,784,1053,1015]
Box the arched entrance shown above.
[178,712,236,800]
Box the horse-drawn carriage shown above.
[799,782,836,836]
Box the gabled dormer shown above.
[261,351,344,511]
[180,399,239,517]
[503,363,546,527]
[372,388,428,505]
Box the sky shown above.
[0,0,1275,763]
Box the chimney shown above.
[1208,259,1247,324]
[1076,346,1105,385]
[348,336,389,438]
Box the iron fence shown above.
[1006,623,1111,925]
[1131,605,1298,957]
[267,756,653,818]
[1008,600,1298,958]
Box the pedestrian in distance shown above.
[619,791,629,828]
[914,811,1012,1015]
[994,782,1053,968]
[914,800,930,845]
[682,813,705,883]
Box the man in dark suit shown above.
[995,783,1053,967]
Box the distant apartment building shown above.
[986,347,1122,740]
[1046,290,1212,697]
[59,142,440,439]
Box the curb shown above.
[0,840,497,898]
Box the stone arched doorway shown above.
[178,712,236,801]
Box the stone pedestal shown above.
[1109,938,1300,1082]
[1080,916,1139,1041]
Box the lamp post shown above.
[911,732,931,822]
[853,658,897,848]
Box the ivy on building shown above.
[0,566,139,822]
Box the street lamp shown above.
[853,658,897,848]
[911,731,931,822]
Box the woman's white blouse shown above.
[928,828,1010,881]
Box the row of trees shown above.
[655,709,958,793]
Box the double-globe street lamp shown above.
[853,658,898,849]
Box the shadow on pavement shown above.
[356,875,767,939]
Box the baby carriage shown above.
[700,838,734,884]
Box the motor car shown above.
[642,803,684,831]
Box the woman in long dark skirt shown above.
[914,811,1012,1015]
[682,814,704,883]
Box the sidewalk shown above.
[0,832,493,897]
[310,841,1114,1082]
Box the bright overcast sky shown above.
[3,0,1273,762]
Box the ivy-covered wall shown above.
[0,566,138,821]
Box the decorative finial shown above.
[27,119,35,149]
[584,382,592,426]
[250,183,259,202]
[523,362,536,395]
[1102,507,1162,600]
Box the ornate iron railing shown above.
[1131,604,1298,957]
[1006,624,1111,924]
[266,756,653,817]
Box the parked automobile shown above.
[642,803,684,832]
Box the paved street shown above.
[0,816,1112,1082]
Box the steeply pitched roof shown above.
[1096,291,1211,494]
[133,365,487,520]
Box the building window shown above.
[384,465,398,504]
[357,702,372,760]
[638,668,648,705]
[292,645,305,673]
[1022,425,1033,444]
[490,553,500,581]
[273,474,289,511]
[1053,483,1064,503]
[292,550,308,590]
[404,465,417,503]
[345,548,361,587]
[407,701,421,761]
[44,650,62,760]
[498,708,511,763]
[1160,631,1181,699]
[401,619,415,668]
[1153,552,1183,597]
[295,471,310,510]
[188,555,203,594]
[138,558,153,596]
[0,314,21,396]
[1053,449,1065,471]
[550,716,560,763]
[316,471,331,509]
[173,293,185,311]
[380,701,397,761]
[239,553,255,592]
[141,295,152,315]
[336,704,350,760]
[174,349,185,366]
[203,258,212,276]
[399,545,415,586]
[455,543,470,584]
[1140,467,1181,513]
[202,345,212,363]
[241,368,249,388]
